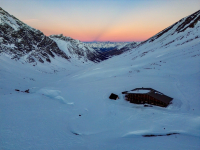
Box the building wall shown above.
[125,94,167,107]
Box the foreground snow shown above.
[0,34,200,149]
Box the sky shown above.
[1,0,200,42]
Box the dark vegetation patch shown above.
[132,56,138,60]
[178,35,200,46]
[164,40,175,46]
[142,133,179,137]
[15,89,29,93]
[192,54,200,57]
[24,89,29,93]
[71,131,80,135]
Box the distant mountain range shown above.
[0,7,200,150]
[49,34,107,63]
[84,41,130,52]
[0,7,199,66]
[0,7,107,65]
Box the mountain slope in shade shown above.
[103,42,138,58]
[118,10,200,54]
[50,34,108,63]
[0,7,69,65]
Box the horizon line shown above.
[81,40,140,43]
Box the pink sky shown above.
[1,0,200,42]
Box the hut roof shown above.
[123,88,173,104]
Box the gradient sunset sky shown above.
[1,0,200,42]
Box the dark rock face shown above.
[142,133,179,137]
[50,34,108,63]
[176,10,200,33]
[103,42,138,57]
[0,7,131,64]
[0,7,69,64]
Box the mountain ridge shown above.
[84,41,131,52]
[0,7,70,65]
[0,8,200,150]
[117,10,200,53]
[49,34,108,63]
[0,7,199,67]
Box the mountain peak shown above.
[50,34,108,63]
[50,34,77,42]
[0,7,69,64]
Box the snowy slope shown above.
[0,7,69,64]
[118,10,200,54]
[50,34,107,63]
[0,9,200,150]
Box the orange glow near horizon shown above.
[5,0,199,42]
[35,22,165,42]
[33,24,171,42]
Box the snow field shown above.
[0,43,199,149]
[0,20,200,149]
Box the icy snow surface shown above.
[1,24,200,149]
[128,90,151,94]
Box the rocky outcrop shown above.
[49,34,108,63]
[0,7,69,64]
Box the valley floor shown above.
[0,40,200,149]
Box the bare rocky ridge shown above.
[0,7,199,66]
[0,7,108,65]
[49,34,108,63]
[0,7,69,64]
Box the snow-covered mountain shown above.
[49,34,107,63]
[0,9,200,150]
[0,7,69,65]
[117,10,200,54]
[84,41,130,51]
[102,41,138,58]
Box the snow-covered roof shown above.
[124,88,173,104]
[127,89,150,94]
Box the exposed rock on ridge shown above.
[49,34,108,63]
[0,7,69,64]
